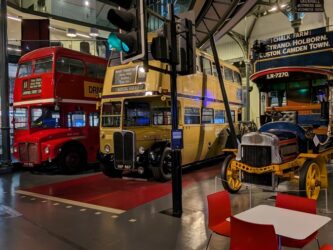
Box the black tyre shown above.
[221,154,242,193]
[100,162,122,177]
[58,145,86,174]
[299,160,321,200]
[152,147,172,182]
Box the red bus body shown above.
[12,47,107,171]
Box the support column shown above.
[0,0,12,167]
[245,60,251,121]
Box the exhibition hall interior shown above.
[1,0,333,249]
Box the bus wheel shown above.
[152,147,172,182]
[100,162,122,177]
[299,160,321,200]
[59,146,85,174]
[221,154,241,193]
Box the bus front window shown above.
[102,102,121,127]
[124,102,150,127]
[14,108,28,129]
[17,61,32,78]
[31,107,60,128]
[153,108,171,125]
[268,90,286,107]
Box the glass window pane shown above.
[89,113,99,127]
[202,57,212,75]
[102,102,121,127]
[56,57,84,75]
[31,107,60,128]
[17,61,32,77]
[35,56,53,74]
[14,108,28,129]
[224,67,234,82]
[153,108,171,125]
[234,72,242,84]
[184,107,200,124]
[124,102,150,127]
[215,110,225,124]
[202,108,214,124]
[68,112,86,127]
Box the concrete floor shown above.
[0,166,333,250]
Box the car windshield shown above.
[31,107,60,128]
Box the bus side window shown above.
[56,57,84,75]
[196,57,202,72]
[202,108,214,124]
[224,67,234,82]
[225,110,236,123]
[184,107,200,124]
[89,113,99,127]
[214,110,225,124]
[212,63,218,77]
[201,57,212,75]
[234,71,242,85]
[67,111,86,127]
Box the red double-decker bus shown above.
[12,47,107,173]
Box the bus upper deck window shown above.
[17,61,32,77]
[56,57,84,75]
[35,56,53,74]
[202,57,212,75]
[224,67,234,82]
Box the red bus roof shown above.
[19,46,107,64]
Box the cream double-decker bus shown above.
[99,49,242,181]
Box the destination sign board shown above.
[294,0,324,13]
[113,67,136,85]
[22,78,42,95]
[253,27,333,72]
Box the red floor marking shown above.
[23,166,219,211]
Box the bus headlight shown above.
[44,146,50,154]
[138,146,145,154]
[104,144,111,153]
[13,146,18,153]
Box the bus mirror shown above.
[96,102,101,110]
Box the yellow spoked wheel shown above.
[299,160,321,200]
[221,155,242,193]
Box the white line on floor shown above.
[16,190,125,215]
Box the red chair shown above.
[275,193,320,249]
[230,216,278,250]
[206,191,231,249]
[321,244,333,250]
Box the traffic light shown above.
[107,0,146,64]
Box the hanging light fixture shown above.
[66,28,77,38]
[89,28,99,37]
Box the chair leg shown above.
[206,233,213,250]
[316,237,320,250]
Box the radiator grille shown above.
[241,145,271,167]
[18,143,39,163]
[113,131,135,169]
